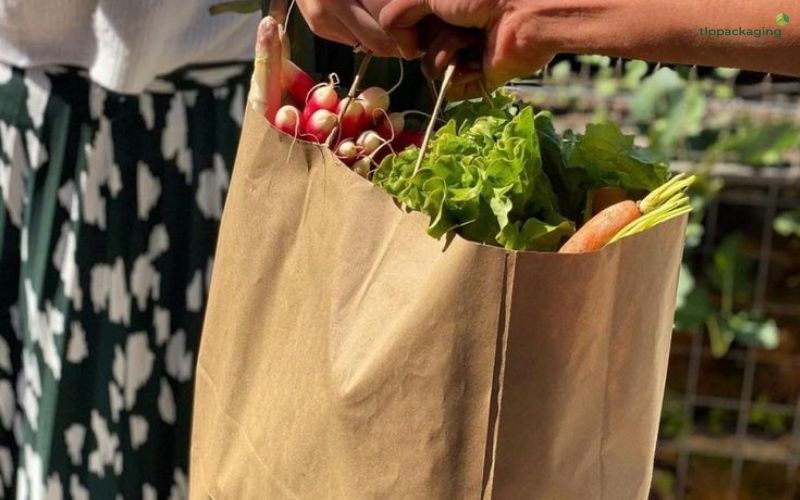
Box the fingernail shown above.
[258,18,280,50]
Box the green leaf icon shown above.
[776,13,790,26]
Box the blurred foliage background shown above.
[514,56,800,499]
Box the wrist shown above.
[520,0,628,55]
[516,0,685,60]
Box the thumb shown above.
[482,22,555,92]
[481,27,516,92]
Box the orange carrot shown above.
[559,200,641,254]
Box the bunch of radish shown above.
[270,64,423,178]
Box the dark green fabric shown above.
[0,18,433,499]
[0,63,248,498]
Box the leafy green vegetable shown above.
[375,106,574,251]
[376,93,675,251]
[533,111,574,218]
[443,90,516,128]
[563,122,669,194]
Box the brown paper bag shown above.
[189,16,686,499]
[189,107,686,499]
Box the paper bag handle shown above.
[327,55,374,146]
[412,63,456,175]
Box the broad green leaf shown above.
[490,193,513,230]
[564,122,669,195]
[444,90,515,128]
[496,218,574,251]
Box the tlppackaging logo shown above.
[698,13,789,40]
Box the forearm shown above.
[526,0,800,76]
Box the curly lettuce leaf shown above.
[375,106,573,251]
[444,89,516,129]
[375,94,671,252]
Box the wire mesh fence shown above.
[514,59,800,498]
[664,164,800,498]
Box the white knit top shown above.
[0,1,261,94]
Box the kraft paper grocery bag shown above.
[189,16,686,500]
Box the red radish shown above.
[392,129,424,151]
[302,83,339,122]
[375,112,405,140]
[336,97,367,140]
[356,131,384,156]
[357,86,390,121]
[335,140,359,166]
[351,132,393,179]
[304,109,337,143]
[352,157,371,179]
[273,105,303,137]
[282,60,315,108]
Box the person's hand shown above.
[380,0,556,98]
[295,0,418,58]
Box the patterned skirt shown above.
[0,62,249,498]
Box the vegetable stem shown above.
[608,174,695,244]
[327,54,372,147]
